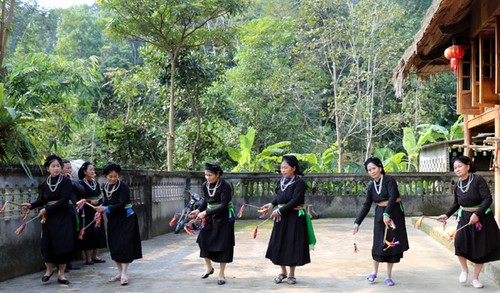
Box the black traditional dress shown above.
[265,176,311,266]
[445,174,500,263]
[30,175,75,264]
[103,180,142,263]
[197,179,235,263]
[354,175,409,263]
[79,178,106,250]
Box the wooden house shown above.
[394,0,500,223]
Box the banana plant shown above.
[226,127,290,172]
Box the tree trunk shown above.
[167,54,176,171]
[190,95,201,170]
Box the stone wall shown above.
[0,165,495,281]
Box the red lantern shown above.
[444,45,465,75]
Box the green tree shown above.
[54,5,104,59]
[0,82,40,175]
[97,0,249,170]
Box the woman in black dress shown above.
[21,155,74,284]
[353,157,409,286]
[189,162,235,285]
[261,155,313,285]
[437,156,500,289]
[77,162,107,265]
[94,162,142,286]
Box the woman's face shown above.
[47,160,62,177]
[85,165,95,179]
[280,161,296,178]
[204,170,220,184]
[366,162,383,181]
[106,170,119,185]
[453,160,470,179]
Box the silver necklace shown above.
[83,178,97,191]
[374,175,384,195]
[207,180,221,197]
[280,176,295,191]
[47,175,63,192]
[457,174,473,193]
[104,181,121,200]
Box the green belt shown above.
[458,205,491,217]
[207,202,235,219]
[278,204,317,250]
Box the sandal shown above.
[108,276,121,282]
[286,277,297,284]
[91,257,106,263]
[274,273,287,284]
[85,260,94,265]
[121,277,129,286]
[367,274,376,283]
[385,278,395,286]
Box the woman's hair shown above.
[451,155,476,173]
[204,162,223,176]
[364,157,386,175]
[78,161,92,180]
[282,155,304,176]
[102,162,122,175]
[44,155,63,169]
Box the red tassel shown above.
[169,214,179,227]
[78,228,85,240]
[252,226,258,239]
[353,242,359,253]
[0,200,9,213]
[184,225,196,235]
[237,204,246,218]
[21,209,30,221]
[76,199,86,211]
[415,216,424,230]
[94,212,102,228]
[15,223,27,235]
[449,230,457,240]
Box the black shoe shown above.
[57,278,70,285]
[201,268,214,279]
[218,279,226,285]
[42,272,54,282]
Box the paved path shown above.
[1,218,498,292]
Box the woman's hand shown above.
[37,208,46,217]
[94,206,106,213]
[383,215,391,226]
[196,211,206,220]
[21,203,32,210]
[469,213,479,225]
[90,199,100,205]
[436,214,448,223]
[260,203,273,214]
[352,224,359,235]
[271,209,281,222]
[189,209,200,218]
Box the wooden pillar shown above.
[463,115,472,157]
[495,110,500,225]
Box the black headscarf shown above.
[44,155,63,169]
[78,161,92,180]
[282,155,303,176]
[452,155,476,173]
[364,157,386,175]
[204,162,223,175]
[103,162,122,175]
